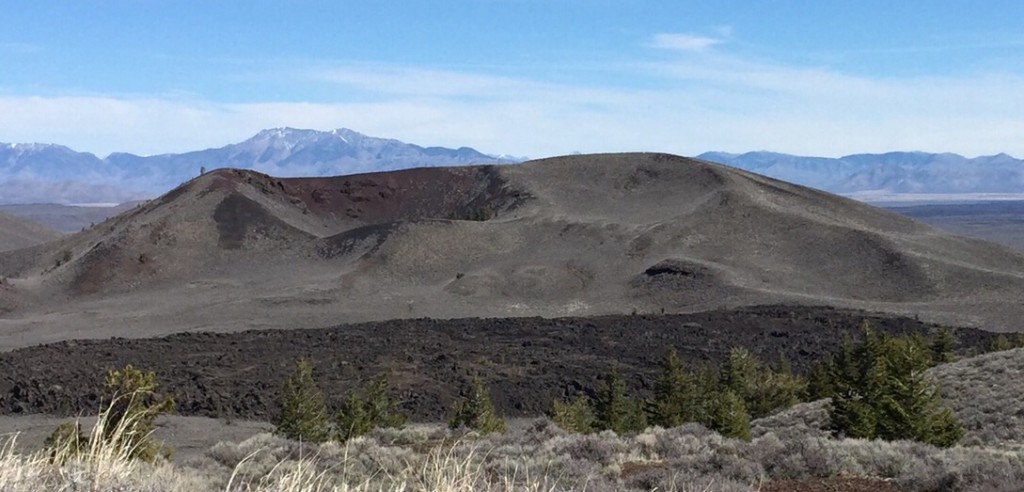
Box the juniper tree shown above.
[550,394,595,434]
[990,334,1014,352]
[873,335,963,446]
[829,324,963,447]
[806,357,835,401]
[709,389,751,441]
[101,365,176,461]
[275,357,330,443]
[594,366,628,433]
[363,373,407,429]
[719,347,804,419]
[929,327,958,364]
[335,392,373,442]
[46,365,175,463]
[449,376,506,435]
[651,346,690,428]
[335,373,407,442]
[593,366,648,434]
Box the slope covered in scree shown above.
[2,153,1024,345]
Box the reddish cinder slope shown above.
[2,153,1024,347]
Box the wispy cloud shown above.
[1,31,1022,160]
[309,65,538,98]
[648,33,725,53]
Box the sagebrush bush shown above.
[8,410,1024,491]
[930,346,1024,448]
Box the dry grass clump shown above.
[0,407,207,492]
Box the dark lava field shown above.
[0,305,1000,422]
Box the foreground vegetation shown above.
[274,322,968,450]
[1,323,1021,490]
[4,409,1024,491]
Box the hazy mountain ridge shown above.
[699,151,1024,195]
[0,128,520,204]
[7,131,1023,205]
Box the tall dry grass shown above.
[4,409,1024,491]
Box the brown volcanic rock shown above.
[279,165,528,225]
[2,153,1024,348]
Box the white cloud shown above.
[648,33,724,53]
[1,38,1023,160]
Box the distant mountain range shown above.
[3,127,1023,205]
[699,151,1024,197]
[0,128,521,204]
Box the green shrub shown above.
[101,364,176,461]
[275,357,330,443]
[719,347,805,419]
[335,393,373,442]
[650,347,688,428]
[449,377,506,435]
[43,421,85,462]
[362,373,407,429]
[335,373,407,441]
[829,324,963,447]
[929,327,958,364]
[989,334,1015,352]
[806,357,835,401]
[550,395,596,434]
[593,366,647,434]
[709,389,751,441]
[45,364,175,463]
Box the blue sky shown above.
[2,1,1023,158]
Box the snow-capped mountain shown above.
[0,128,522,204]
[4,131,1023,205]
[698,151,1024,196]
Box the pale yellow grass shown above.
[0,412,564,492]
